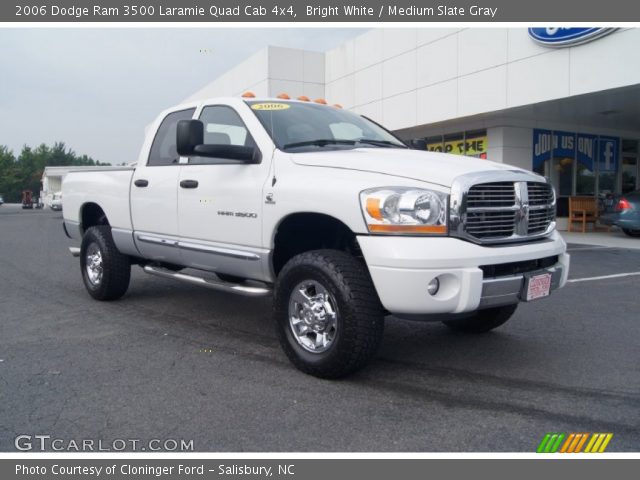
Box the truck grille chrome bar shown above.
[450,171,556,245]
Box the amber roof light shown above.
[241,91,256,98]
[276,93,290,99]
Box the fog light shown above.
[427,278,440,296]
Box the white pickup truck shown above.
[63,96,569,378]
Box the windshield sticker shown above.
[251,103,290,111]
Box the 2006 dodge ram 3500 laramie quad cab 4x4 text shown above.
[62,96,570,378]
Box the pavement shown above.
[560,229,640,250]
[1,204,639,452]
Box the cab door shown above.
[131,108,195,264]
[177,104,271,279]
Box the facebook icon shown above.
[598,137,618,172]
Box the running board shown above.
[142,265,271,297]
[69,247,81,257]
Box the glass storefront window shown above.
[425,130,487,158]
[622,140,638,193]
[622,156,638,193]
[576,162,596,195]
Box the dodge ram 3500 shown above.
[63,96,570,378]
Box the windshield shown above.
[246,100,407,152]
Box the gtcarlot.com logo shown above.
[536,432,613,453]
[15,435,194,452]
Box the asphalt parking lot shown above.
[1,204,639,452]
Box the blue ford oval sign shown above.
[528,28,615,47]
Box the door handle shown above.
[134,179,148,187]
[180,180,199,189]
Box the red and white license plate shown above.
[524,273,552,301]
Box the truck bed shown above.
[62,167,136,234]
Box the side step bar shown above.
[142,265,271,297]
[69,247,81,257]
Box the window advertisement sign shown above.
[533,130,576,170]
[532,129,552,169]
[598,136,619,172]
[576,133,597,170]
[426,134,487,158]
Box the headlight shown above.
[360,187,448,234]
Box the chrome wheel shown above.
[288,280,338,353]
[85,243,103,286]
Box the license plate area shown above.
[522,272,552,301]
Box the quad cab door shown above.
[177,104,272,280]
[130,107,195,264]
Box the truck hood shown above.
[291,148,533,187]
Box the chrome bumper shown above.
[479,263,564,309]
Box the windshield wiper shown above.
[283,139,356,149]
[355,139,407,148]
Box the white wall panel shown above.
[507,49,570,107]
[458,29,508,76]
[382,50,417,98]
[458,66,507,117]
[382,29,417,60]
[416,34,458,88]
[354,63,383,106]
[383,90,417,130]
[417,79,458,125]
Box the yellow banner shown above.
[427,136,487,156]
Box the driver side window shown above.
[190,105,257,165]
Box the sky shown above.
[0,28,364,164]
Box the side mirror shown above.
[409,139,427,150]
[176,119,261,164]
[177,120,204,156]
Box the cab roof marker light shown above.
[297,95,310,102]
[276,93,290,99]
[314,98,328,105]
[333,104,343,109]
[241,91,255,98]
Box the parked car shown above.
[50,192,63,211]
[0,195,4,205]
[600,190,640,237]
[62,95,570,378]
[21,190,33,209]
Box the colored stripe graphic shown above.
[584,433,614,453]
[538,433,613,453]
[537,433,565,453]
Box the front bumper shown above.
[357,230,569,315]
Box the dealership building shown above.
[184,27,640,225]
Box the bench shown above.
[568,196,598,233]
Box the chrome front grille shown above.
[455,179,556,244]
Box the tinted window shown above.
[246,101,406,152]
[188,106,257,165]
[148,108,195,166]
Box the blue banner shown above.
[598,136,619,172]
[576,133,597,171]
[532,129,552,169]
[532,130,575,169]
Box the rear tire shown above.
[80,225,131,301]
[622,228,640,237]
[443,304,518,333]
[274,250,384,379]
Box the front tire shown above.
[80,225,131,301]
[442,304,518,333]
[274,250,384,379]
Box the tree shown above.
[0,143,107,202]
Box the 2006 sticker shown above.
[251,103,290,111]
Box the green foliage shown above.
[0,143,107,202]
